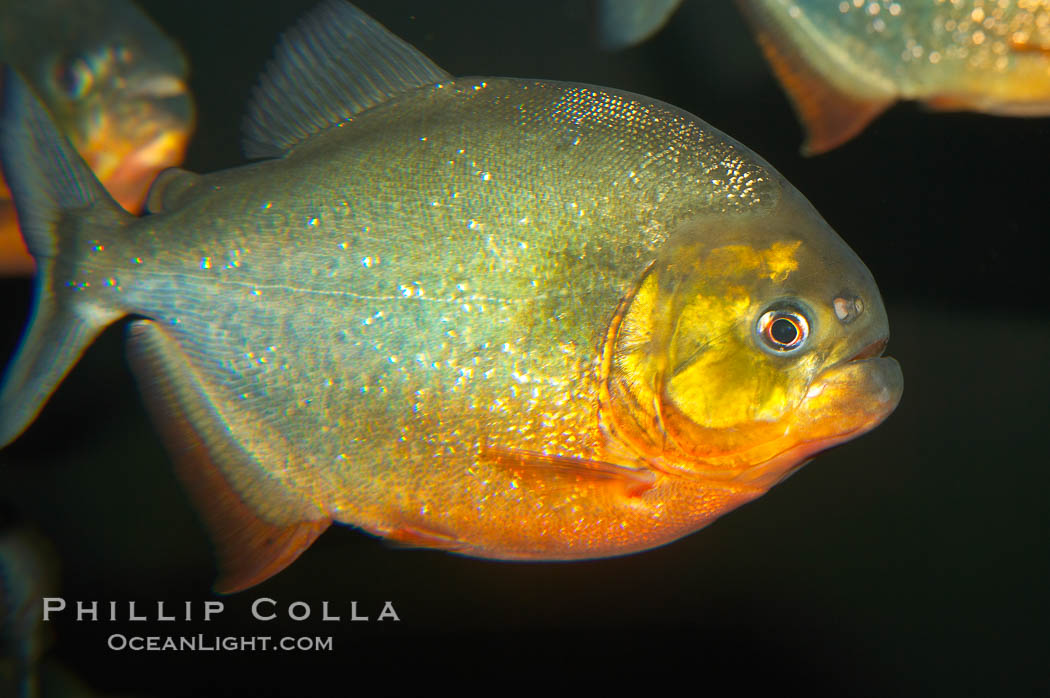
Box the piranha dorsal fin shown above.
[735,0,894,154]
[0,68,130,448]
[126,320,331,594]
[242,0,451,159]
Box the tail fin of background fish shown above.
[0,68,130,449]
[596,0,684,49]
[734,0,894,154]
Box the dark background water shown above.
[0,1,1047,696]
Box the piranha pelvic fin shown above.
[481,446,656,497]
[127,320,331,594]
[384,524,469,552]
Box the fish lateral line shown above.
[125,268,559,306]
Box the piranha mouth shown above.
[729,334,902,488]
[848,337,888,362]
[805,333,897,403]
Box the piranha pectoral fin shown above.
[481,446,656,497]
[736,0,893,154]
[126,320,331,594]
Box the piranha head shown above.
[601,188,902,489]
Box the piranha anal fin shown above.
[126,320,331,594]
[242,0,451,159]
[736,0,894,154]
[481,446,656,497]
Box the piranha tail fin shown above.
[0,68,131,448]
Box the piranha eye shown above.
[756,305,810,353]
[53,56,94,100]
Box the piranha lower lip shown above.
[805,337,892,400]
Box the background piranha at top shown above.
[600,0,1050,152]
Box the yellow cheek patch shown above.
[675,284,751,338]
[669,348,793,429]
[706,240,801,282]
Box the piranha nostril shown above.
[833,295,864,324]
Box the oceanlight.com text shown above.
[107,634,334,652]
